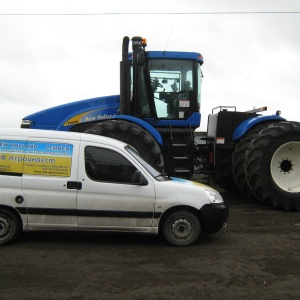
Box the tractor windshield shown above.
[147,59,201,119]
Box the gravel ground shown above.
[0,191,300,300]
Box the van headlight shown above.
[205,189,223,204]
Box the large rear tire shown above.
[85,120,164,170]
[245,121,300,211]
[232,123,272,199]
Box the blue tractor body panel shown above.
[144,112,201,128]
[23,95,120,131]
[143,51,204,64]
[22,93,200,146]
[232,114,286,140]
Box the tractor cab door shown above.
[145,58,202,120]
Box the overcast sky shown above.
[0,0,300,131]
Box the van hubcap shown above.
[172,218,193,239]
[0,215,12,240]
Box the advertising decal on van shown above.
[0,140,73,176]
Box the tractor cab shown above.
[120,36,204,128]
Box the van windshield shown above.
[125,145,170,181]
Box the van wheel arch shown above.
[159,206,201,229]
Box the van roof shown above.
[0,128,128,148]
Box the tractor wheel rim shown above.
[270,141,300,193]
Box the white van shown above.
[0,128,228,247]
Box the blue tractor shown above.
[21,36,300,211]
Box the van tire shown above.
[162,210,201,247]
[0,208,21,246]
[85,120,164,170]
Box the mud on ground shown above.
[0,192,300,300]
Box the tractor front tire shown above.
[85,120,164,170]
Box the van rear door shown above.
[22,137,80,229]
[0,136,27,223]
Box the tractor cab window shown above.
[148,59,199,119]
[197,63,202,110]
[130,67,151,117]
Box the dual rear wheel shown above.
[232,121,300,211]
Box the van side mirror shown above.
[132,170,148,185]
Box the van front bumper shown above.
[199,203,229,234]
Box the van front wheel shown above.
[0,208,21,246]
[162,210,201,247]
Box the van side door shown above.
[77,142,156,232]
[22,137,80,229]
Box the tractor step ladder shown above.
[168,125,192,178]
[170,143,191,177]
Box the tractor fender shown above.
[112,115,164,146]
[233,115,286,140]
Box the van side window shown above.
[85,146,137,184]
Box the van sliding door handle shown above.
[67,181,82,190]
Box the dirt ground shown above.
[0,191,300,300]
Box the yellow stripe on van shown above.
[23,154,72,176]
[0,152,24,173]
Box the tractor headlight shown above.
[205,189,223,204]
[21,120,32,128]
